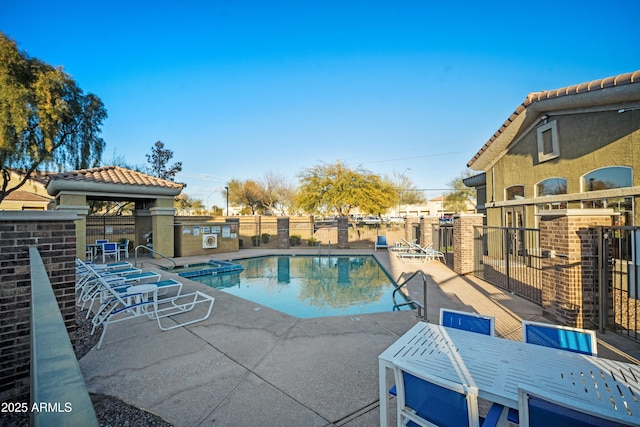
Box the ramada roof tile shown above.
[47,166,184,189]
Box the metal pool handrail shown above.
[133,245,176,269]
[393,270,427,321]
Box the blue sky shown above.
[2,1,639,209]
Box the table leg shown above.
[379,360,390,427]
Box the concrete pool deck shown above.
[78,248,640,426]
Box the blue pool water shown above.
[181,255,413,318]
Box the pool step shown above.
[177,260,244,278]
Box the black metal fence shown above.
[600,226,640,342]
[432,224,454,266]
[86,215,135,245]
[473,226,542,305]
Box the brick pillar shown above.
[453,214,484,275]
[277,217,290,249]
[539,209,615,327]
[0,211,77,403]
[337,216,349,249]
[419,216,439,248]
[404,217,419,242]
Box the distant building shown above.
[0,170,53,211]
[465,70,640,228]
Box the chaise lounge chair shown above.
[86,269,214,349]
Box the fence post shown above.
[277,217,290,249]
[539,209,616,327]
[337,216,348,249]
[453,214,484,275]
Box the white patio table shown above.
[378,321,640,426]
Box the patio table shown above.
[378,321,640,426]
[124,284,158,316]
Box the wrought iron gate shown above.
[473,226,542,305]
[599,226,640,341]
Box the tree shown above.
[146,140,182,182]
[174,193,205,215]
[257,171,296,215]
[444,170,477,213]
[0,33,107,203]
[226,179,264,215]
[296,161,398,216]
[393,171,426,206]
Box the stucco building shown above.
[0,170,53,211]
[464,70,640,228]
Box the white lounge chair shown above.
[88,272,214,349]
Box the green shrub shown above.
[290,234,301,246]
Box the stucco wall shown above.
[174,221,239,256]
[485,108,639,228]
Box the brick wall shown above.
[0,211,78,402]
[539,211,613,327]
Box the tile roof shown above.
[4,190,51,202]
[47,166,184,189]
[468,70,640,168]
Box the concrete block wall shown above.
[0,212,78,403]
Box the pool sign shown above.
[202,234,218,249]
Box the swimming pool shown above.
[181,255,413,318]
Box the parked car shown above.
[363,216,382,225]
[439,216,454,225]
[387,216,405,224]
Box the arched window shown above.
[505,185,525,200]
[536,178,567,197]
[582,167,632,192]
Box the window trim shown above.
[535,177,568,197]
[505,185,525,201]
[536,121,559,162]
[581,166,633,192]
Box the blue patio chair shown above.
[118,239,130,259]
[518,386,629,427]
[522,320,597,356]
[101,242,119,263]
[440,308,496,336]
[375,235,389,251]
[393,360,504,427]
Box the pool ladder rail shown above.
[133,245,177,269]
[392,270,427,321]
